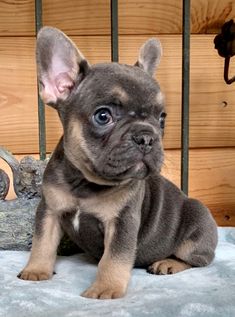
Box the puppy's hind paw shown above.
[147,258,191,275]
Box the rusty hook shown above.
[214,19,235,85]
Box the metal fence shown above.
[35,0,190,194]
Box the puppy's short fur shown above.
[18,27,218,299]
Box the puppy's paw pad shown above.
[147,259,191,275]
[17,270,51,281]
[81,284,125,299]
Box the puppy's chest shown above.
[78,194,123,221]
[62,195,108,235]
[73,180,134,221]
[45,181,130,224]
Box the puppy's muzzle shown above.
[130,122,158,155]
[132,133,154,154]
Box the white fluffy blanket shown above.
[1,227,235,317]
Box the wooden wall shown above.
[0,0,235,226]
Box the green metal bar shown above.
[35,0,46,160]
[181,0,191,195]
[111,0,119,62]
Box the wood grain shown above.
[0,0,234,36]
[119,0,235,34]
[43,0,110,36]
[1,35,235,153]
[163,148,235,226]
[0,38,38,154]
[1,148,234,226]
[0,0,35,36]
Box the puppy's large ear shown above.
[135,39,162,77]
[36,26,90,105]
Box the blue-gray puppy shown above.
[18,27,218,299]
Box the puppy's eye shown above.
[93,108,113,126]
[159,112,167,129]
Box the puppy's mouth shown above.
[126,161,149,179]
[94,144,164,182]
[95,159,151,181]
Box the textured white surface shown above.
[0,227,235,317]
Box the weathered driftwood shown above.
[0,169,10,200]
[0,147,78,255]
[0,198,79,255]
[0,147,49,199]
[0,198,39,251]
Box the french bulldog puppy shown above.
[18,27,218,299]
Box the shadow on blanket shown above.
[0,227,235,317]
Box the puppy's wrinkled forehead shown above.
[74,63,163,115]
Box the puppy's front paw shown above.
[147,258,191,275]
[81,282,126,299]
[17,269,52,281]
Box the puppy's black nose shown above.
[132,134,154,154]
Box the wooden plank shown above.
[190,0,235,34]
[0,38,39,154]
[0,0,234,36]
[163,148,235,227]
[1,35,235,154]
[1,148,234,226]
[43,0,110,36]
[0,0,35,36]
[119,0,235,34]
